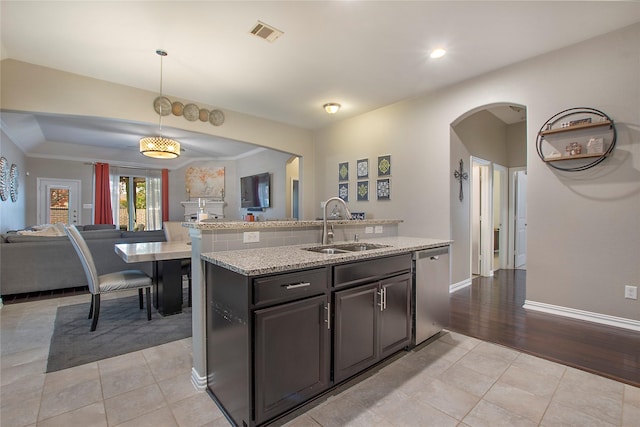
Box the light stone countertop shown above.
[201,236,451,276]
[184,219,402,230]
[115,241,192,263]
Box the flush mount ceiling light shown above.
[429,48,447,59]
[323,103,341,114]
[140,49,180,159]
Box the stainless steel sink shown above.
[333,243,390,252]
[304,242,390,254]
[305,247,350,254]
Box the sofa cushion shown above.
[80,229,123,240]
[5,234,69,243]
[82,224,117,231]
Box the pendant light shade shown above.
[141,49,180,159]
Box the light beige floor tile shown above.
[170,392,228,427]
[42,362,100,394]
[438,331,482,351]
[470,342,519,363]
[385,396,459,427]
[283,413,322,427]
[463,400,537,427]
[497,363,561,398]
[0,345,49,370]
[482,381,549,423]
[0,396,40,427]
[307,394,388,427]
[142,342,193,383]
[622,384,640,427]
[38,378,103,421]
[36,402,107,427]
[419,339,471,363]
[104,383,167,426]
[552,367,623,425]
[439,363,496,397]
[158,373,200,404]
[112,406,179,427]
[413,378,480,420]
[510,352,566,380]
[0,371,46,408]
[456,351,512,380]
[98,351,147,375]
[99,362,156,399]
[541,400,618,427]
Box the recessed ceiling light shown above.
[430,48,447,59]
[323,103,341,114]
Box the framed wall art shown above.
[377,178,390,200]
[357,158,369,179]
[338,183,349,202]
[185,166,225,200]
[357,181,369,201]
[377,155,391,176]
[338,162,349,181]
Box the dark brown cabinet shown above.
[333,272,411,383]
[254,294,330,425]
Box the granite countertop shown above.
[184,219,402,231]
[201,236,451,276]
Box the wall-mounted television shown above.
[240,172,271,209]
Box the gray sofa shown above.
[0,227,166,296]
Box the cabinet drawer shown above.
[333,254,412,289]
[253,268,328,306]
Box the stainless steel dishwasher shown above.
[413,246,450,345]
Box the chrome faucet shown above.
[322,197,352,245]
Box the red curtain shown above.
[162,168,169,222]
[94,163,114,224]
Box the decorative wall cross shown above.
[453,159,468,202]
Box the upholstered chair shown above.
[65,224,152,331]
[162,221,192,307]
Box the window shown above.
[109,167,162,230]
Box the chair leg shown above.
[88,294,95,319]
[188,272,192,308]
[90,294,101,332]
[138,288,143,309]
[146,287,152,321]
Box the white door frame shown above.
[470,157,493,277]
[37,178,82,225]
[493,164,508,272]
[508,167,527,269]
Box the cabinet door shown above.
[333,282,379,383]
[254,295,330,425]
[379,273,412,359]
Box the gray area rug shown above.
[47,294,191,373]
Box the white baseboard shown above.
[524,300,640,332]
[450,278,472,293]
[191,367,207,391]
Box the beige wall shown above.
[0,59,317,220]
[315,23,640,322]
[0,131,26,233]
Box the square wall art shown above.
[377,155,391,176]
[338,162,349,181]
[338,183,349,202]
[377,179,390,200]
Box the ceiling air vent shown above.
[249,21,283,43]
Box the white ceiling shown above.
[2,1,639,166]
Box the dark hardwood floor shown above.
[449,269,640,388]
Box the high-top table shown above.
[115,241,192,316]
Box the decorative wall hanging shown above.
[536,107,616,172]
[9,163,18,202]
[377,155,391,176]
[0,156,8,201]
[338,162,349,181]
[338,183,349,201]
[185,166,225,199]
[377,179,390,200]
[453,159,468,202]
[357,181,369,201]
[357,158,369,178]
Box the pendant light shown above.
[140,49,180,159]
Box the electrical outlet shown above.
[365,226,374,234]
[375,225,383,234]
[624,285,638,300]
[243,231,260,243]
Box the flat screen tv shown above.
[240,172,271,209]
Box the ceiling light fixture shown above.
[140,49,180,159]
[429,48,447,59]
[323,103,341,114]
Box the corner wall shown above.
[314,23,640,322]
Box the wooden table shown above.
[115,241,192,316]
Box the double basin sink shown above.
[304,242,390,254]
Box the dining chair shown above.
[163,221,192,307]
[65,224,153,331]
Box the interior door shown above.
[37,178,81,225]
[514,170,527,268]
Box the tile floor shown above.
[1,292,639,427]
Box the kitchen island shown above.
[200,234,450,426]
